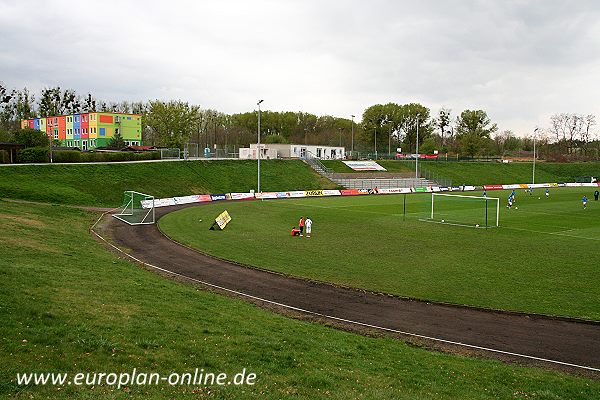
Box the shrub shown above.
[17,147,48,163]
[52,150,81,163]
[78,151,160,163]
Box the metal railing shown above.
[301,151,334,176]
[419,167,452,187]
[331,177,436,190]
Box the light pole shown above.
[533,128,538,185]
[350,115,355,155]
[388,123,392,156]
[415,115,420,181]
[374,125,377,160]
[257,99,264,192]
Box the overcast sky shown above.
[2,0,600,136]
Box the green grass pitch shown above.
[160,187,600,321]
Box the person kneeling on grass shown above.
[291,226,301,236]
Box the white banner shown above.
[230,192,255,200]
[502,184,522,189]
[255,192,279,199]
[378,187,412,194]
[288,191,306,198]
[342,160,387,171]
[322,190,342,196]
[141,198,174,209]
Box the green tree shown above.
[144,100,200,148]
[12,128,49,148]
[106,131,126,149]
[455,110,498,157]
[435,108,451,144]
[263,134,289,144]
[37,87,65,117]
[418,136,438,154]
[401,103,433,153]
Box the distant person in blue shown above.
[507,194,514,209]
[594,190,599,201]
[545,188,550,198]
[483,190,487,198]
[582,195,588,209]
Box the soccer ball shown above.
[441,219,445,223]
[538,197,541,200]
[475,224,480,227]
[515,206,518,210]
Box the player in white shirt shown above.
[305,217,313,238]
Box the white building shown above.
[239,143,345,160]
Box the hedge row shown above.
[16,148,161,163]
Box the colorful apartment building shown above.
[21,113,142,150]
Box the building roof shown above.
[123,145,157,151]
[0,142,26,149]
[21,112,142,121]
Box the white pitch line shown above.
[272,199,426,217]
[91,215,600,373]
[500,225,600,241]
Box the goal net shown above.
[160,148,181,160]
[113,191,155,225]
[430,193,499,227]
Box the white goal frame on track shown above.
[113,190,155,225]
[431,192,500,227]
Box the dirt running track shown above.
[102,204,600,375]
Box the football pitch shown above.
[159,187,600,321]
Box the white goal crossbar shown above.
[113,190,155,225]
[431,193,500,227]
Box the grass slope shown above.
[161,187,600,320]
[321,160,600,185]
[1,201,600,399]
[0,160,337,207]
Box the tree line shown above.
[1,84,599,159]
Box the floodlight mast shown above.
[415,115,420,181]
[533,127,539,185]
[350,115,355,154]
[257,99,264,193]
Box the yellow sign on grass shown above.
[210,210,232,230]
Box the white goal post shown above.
[113,191,155,225]
[431,193,500,227]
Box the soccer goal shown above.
[430,193,499,227]
[113,191,155,225]
[160,148,181,160]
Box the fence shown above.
[183,143,240,159]
[330,177,435,190]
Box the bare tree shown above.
[547,113,585,154]
[436,108,451,145]
[581,114,596,155]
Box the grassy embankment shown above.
[0,160,337,207]
[321,160,600,186]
